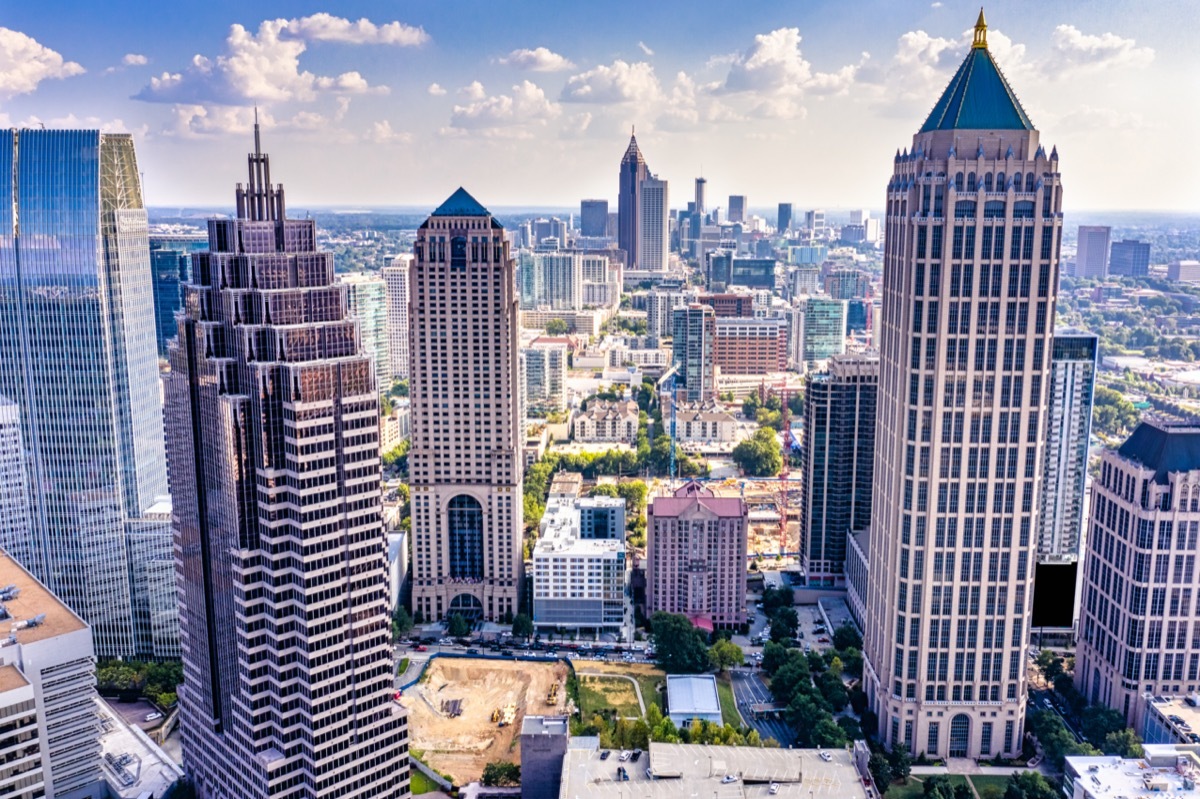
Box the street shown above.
[731,669,795,747]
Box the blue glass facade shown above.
[0,129,172,658]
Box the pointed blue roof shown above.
[431,187,490,217]
[919,47,1033,133]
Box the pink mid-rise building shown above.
[646,482,747,630]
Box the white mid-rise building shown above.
[638,176,669,272]
[532,494,628,633]
[341,272,392,391]
[0,549,106,799]
[523,339,569,413]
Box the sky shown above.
[2,0,1196,212]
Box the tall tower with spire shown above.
[165,124,409,798]
[861,10,1063,759]
[618,129,648,268]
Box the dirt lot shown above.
[401,657,569,784]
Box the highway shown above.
[731,669,795,747]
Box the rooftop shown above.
[919,13,1033,133]
[559,741,870,799]
[430,186,491,218]
[666,675,721,716]
[1116,415,1200,484]
[522,715,570,737]
[1145,695,1200,743]
[0,663,28,693]
[0,549,86,645]
[651,480,746,518]
[1065,745,1200,799]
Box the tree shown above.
[1092,386,1140,439]
[786,695,828,745]
[837,716,863,741]
[849,686,869,714]
[512,613,534,639]
[651,613,710,673]
[1101,728,1144,758]
[769,653,813,706]
[761,641,789,676]
[391,606,414,640]
[889,746,913,781]
[1035,650,1064,682]
[545,318,569,336]
[924,775,958,799]
[867,752,893,789]
[742,393,761,419]
[769,607,799,644]
[812,718,848,747]
[818,671,848,711]
[1003,771,1058,799]
[1080,705,1127,747]
[731,428,783,477]
[860,709,879,738]
[447,613,470,638]
[709,639,744,672]
[481,761,521,787]
[832,623,863,651]
[838,647,864,678]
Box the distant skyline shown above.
[2,0,1194,210]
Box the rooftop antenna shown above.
[254,105,262,156]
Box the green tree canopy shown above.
[732,428,782,477]
[447,613,470,637]
[545,318,569,335]
[709,639,744,672]
[832,622,863,651]
[512,613,534,638]
[651,612,710,673]
[482,761,521,787]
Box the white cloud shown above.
[560,111,593,138]
[123,53,148,66]
[366,120,411,143]
[638,41,655,56]
[0,27,84,99]
[561,60,660,104]
[931,2,943,7]
[427,82,447,96]
[459,81,486,100]
[17,113,146,137]
[282,13,428,46]
[1041,24,1154,77]
[498,47,575,72]
[450,80,561,132]
[135,15,407,105]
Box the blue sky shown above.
[2,0,1194,210]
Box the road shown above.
[731,669,795,747]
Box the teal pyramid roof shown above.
[920,47,1033,133]
[431,187,490,217]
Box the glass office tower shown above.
[0,129,173,659]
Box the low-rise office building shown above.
[574,400,640,444]
[1142,696,1200,745]
[1063,747,1199,799]
[665,676,722,728]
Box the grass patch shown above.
[579,675,642,717]
[409,770,439,795]
[715,674,742,727]
[886,776,970,799]
[636,673,664,712]
[397,657,410,675]
[968,775,1011,799]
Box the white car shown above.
[819,751,833,762]
[769,783,780,795]
[144,712,163,722]
[618,751,631,762]
[721,775,738,784]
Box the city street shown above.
[731,669,795,747]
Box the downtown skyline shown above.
[0,0,1192,211]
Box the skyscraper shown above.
[862,12,1061,759]
[672,304,716,402]
[383,254,412,380]
[580,199,609,238]
[778,203,793,234]
[149,231,207,357]
[638,175,670,272]
[0,129,173,659]
[694,177,707,216]
[800,353,879,587]
[409,188,523,623]
[341,272,392,391]
[1073,225,1111,279]
[1108,239,1150,277]
[618,131,648,268]
[728,195,747,223]
[1031,330,1096,629]
[1076,416,1200,728]
[165,128,408,798]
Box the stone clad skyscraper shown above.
[409,188,523,623]
[618,131,648,268]
[862,13,1062,759]
[0,129,174,659]
[165,127,408,799]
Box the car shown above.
[769,783,780,795]
[600,750,611,760]
[721,775,738,784]
[144,712,163,722]
[413,645,428,652]
[631,749,642,762]
[466,648,480,655]
[1185,697,1198,707]
[819,751,833,762]
[618,751,631,762]
[818,637,830,643]
[617,767,629,781]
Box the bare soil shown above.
[401,658,569,785]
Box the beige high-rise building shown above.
[383,254,412,380]
[862,12,1063,759]
[409,188,524,623]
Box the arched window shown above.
[954,172,964,191]
[954,200,977,218]
[996,172,1005,190]
[984,173,994,192]
[1013,201,1035,219]
[967,171,976,191]
[984,201,1006,219]
[949,714,971,757]
[448,495,484,580]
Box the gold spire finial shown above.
[973,8,988,49]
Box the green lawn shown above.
[409,770,439,795]
[636,674,664,712]
[578,675,643,717]
[715,674,742,727]
[886,775,970,799]
[968,774,1011,799]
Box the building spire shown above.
[254,106,261,155]
[973,8,988,49]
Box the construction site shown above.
[401,657,570,785]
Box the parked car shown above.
[144,712,163,722]
[618,751,631,762]
[600,750,611,761]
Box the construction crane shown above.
[668,373,678,485]
[777,384,791,555]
